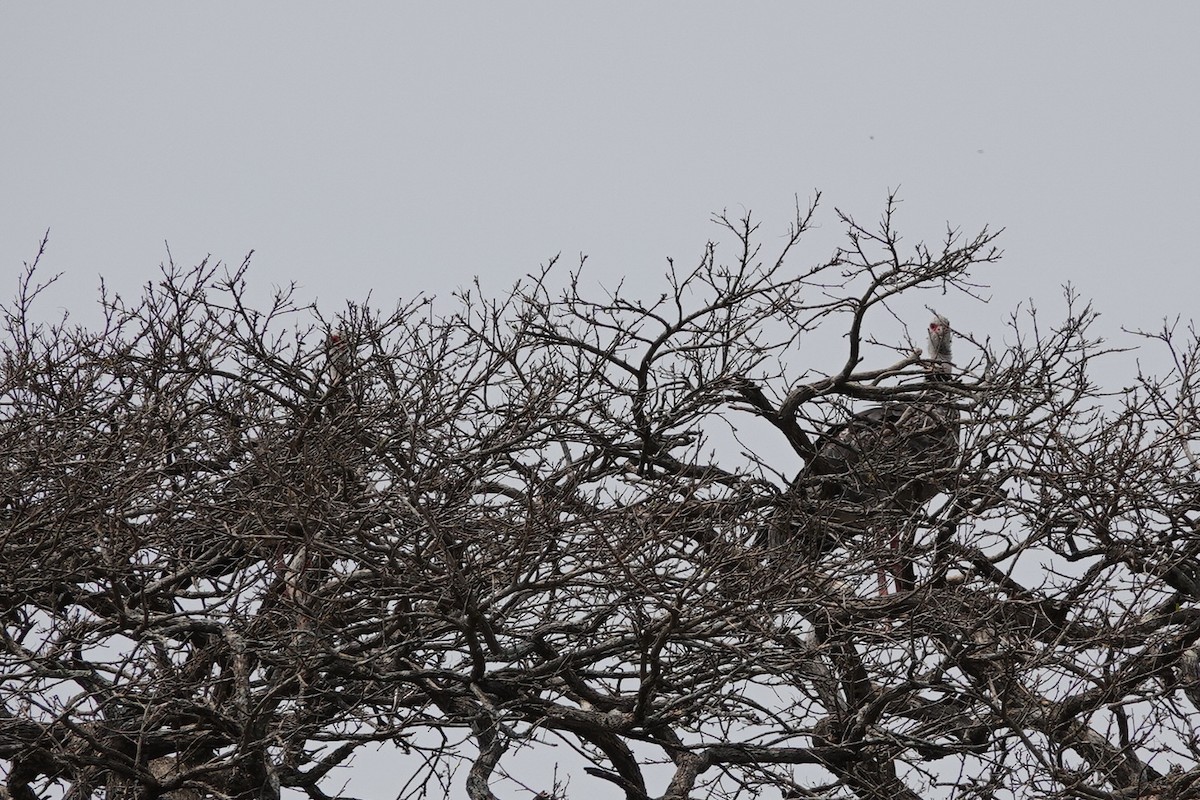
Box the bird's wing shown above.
[811,404,904,463]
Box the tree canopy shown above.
[3,198,1200,800]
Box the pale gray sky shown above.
[3,4,1198,798]
[4,4,1198,332]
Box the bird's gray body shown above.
[769,314,960,565]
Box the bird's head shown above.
[926,312,953,367]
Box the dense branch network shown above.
[3,198,1200,800]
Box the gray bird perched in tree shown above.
[769,312,961,594]
[321,328,357,417]
[326,329,352,387]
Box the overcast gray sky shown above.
[3,3,1199,797]
[4,4,1198,332]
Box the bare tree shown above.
[3,196,1200,800]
